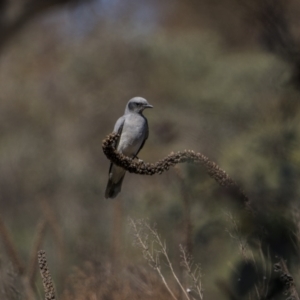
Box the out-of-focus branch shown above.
[102,132,250,208]
[27,219,48,288]
[274,258,300,300]
[240,0,300,89]
[0,214,25,275]
[0,0,88,53]
[258,0,296,62]
[174,167,193,255]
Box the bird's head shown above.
[125,97,153,114]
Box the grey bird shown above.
[105,97,153,199]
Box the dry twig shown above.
[129,218,178,300]
[0,0,87,53]
[129,218,201,300]
[179,244,203,300]
[224,212,250,262]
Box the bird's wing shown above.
[134,118,149,158]
[113,116,125,134]
[108,116,125,174]
[113,116,126,148]
[114,116,125,133]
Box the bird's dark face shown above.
[126,97,153,114]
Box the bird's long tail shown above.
[105,172,125,199]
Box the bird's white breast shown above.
[117,114,147,157]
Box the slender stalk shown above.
[129,218,178,300]
[145,223,190,300]
[38,250,56,300]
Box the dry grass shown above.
[129,218,203,300]
[60,261,174,300]
[0,201,298,299]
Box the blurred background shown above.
[0,0,300,299]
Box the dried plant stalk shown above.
[224,212,250,262]
[38,250,56,300]
[103,132,250,206]
[129,218,197,300]
[179,244,203,300]
[175,167,193,255]
[38,198,66,288]
[0,215,25,275]
[129,218,178,300]
[111,199,123,264]
[27,219,48,287]
[39,198,65,262]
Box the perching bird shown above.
[105,97,153,199]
